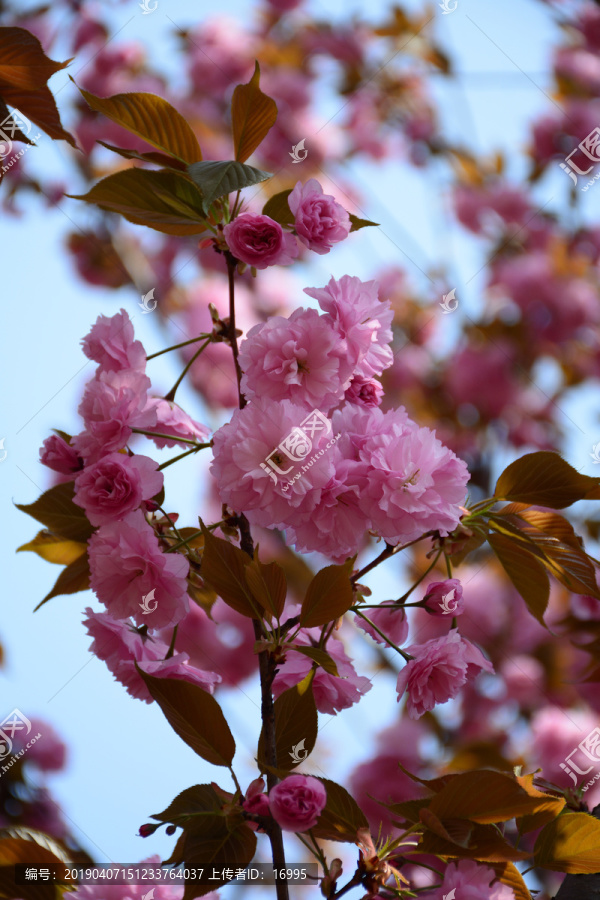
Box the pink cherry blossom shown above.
[423,579,465,617]
[396,629,494,719]
[39,434,83,481]
[81,309,146,374]
[74,369,156,463]
[239,308,353,409]
[358,413,470,545]
[143,398,211,448]
[571,593,600,620]
[223,213,299,269]
[74,453,163,526]
[83,609,220,703]
[70,856,217,899]
[210,397,334,528]
[273,632,372,714]
[243,777,271,828]
[288,178,350,254]
[88,510,190,628]
[344,376,383,407]
[11,719,67,772]
[305,275,394,379]
[424,859,515,900]
[269,775,326,832]
[355,602,409,647]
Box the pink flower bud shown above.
[423,579,464,617]
[269,774,327,832]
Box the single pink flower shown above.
[239,308,353,408]
[273,632,371,714]
[423,579,465,617]
[396,629,493,719]
[305,275,394,379]
[74,453,163,526]
[81,309,146,374]
[345,376,383,407]
[74,369,156,463]
[356,602,409,647]
[88,510,190,628]
[39,434,83,481]
[11,719,66,772]
[288,178,350,254]
[223,213,298,269]
[269,775,326,832]
[427,859,515,900]
[84,609,220,703]
[142,398,211,449]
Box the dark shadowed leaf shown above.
[97,141,188,170]
[199,523,261,618]
[153,784,224,834]
[231,61,278,163]
[16,482,94,542]
[290,646,339,676]
[77,87,202,164]
[495,452,600,509]
[488,531,550,625]
[262,189,294,226]
[180,821,256,900]
[427,770,564,824]
[244,558,286,620]
[0,834,69,900]
[69,168,208,235]
[137,668,235,767]
[310,778,369,842]
[300,560,355,627]
[187,160,272,214]
[348,213,379,231]
[35,552,90,610]
[419,823,530,862]
[257,681,317,771]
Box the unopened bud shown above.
[138,822,160,838]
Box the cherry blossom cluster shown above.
[39,310,220,702]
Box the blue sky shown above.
[1,0,598,893]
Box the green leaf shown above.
[488,531,550,625]
[494,451,600,509]
[244,558,287,620]
[16,482,94,542]
[534,812,600,873]
[290,646,339,676]
[348,213,379,232]
[153,784,224,833]
[137,667,235,767]
[17,530,87,566]
[199,523,262,619]
[262,188,294,226]
[187,160,272,214]
[310,778,369,843]
[77,86,202,164]
[257,681,318,771]
[34,552,90,611]
[68,168,208,235]
[231,61,278,163]
[300,560,355,628]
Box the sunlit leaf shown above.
[495,452,600,509]
[534,812,600,873]
[17,531,87,566]
[231,61,277,163]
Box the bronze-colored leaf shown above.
[16,482,94,543]
[231,61,278,163]
[35,552,90,611]
[257,681,317,771]
[300,560,355,628]
[495,451,600,509]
